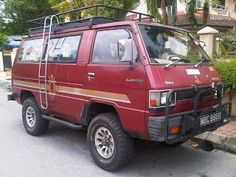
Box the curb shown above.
[194,131,236,154]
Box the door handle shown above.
[88,72,95,77]
[88,72,95,80]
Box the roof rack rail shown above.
[27,4,153,36]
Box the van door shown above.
[85,28,147,133]
[46,34,84,121]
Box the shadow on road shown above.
[45,122,219,176]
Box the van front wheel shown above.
[87,113,134,171]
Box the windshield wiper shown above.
[194,58,209,68]
[164,58,186,69]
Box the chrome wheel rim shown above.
[94,127,115,159]
[26,106,36,128]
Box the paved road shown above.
[1,87,236,177]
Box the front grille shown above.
[176,88,215,100]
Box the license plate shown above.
[200,111,222,127]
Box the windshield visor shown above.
[138,24,210,65]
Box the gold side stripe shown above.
[13,80,41,89]
[13,79,131,104]
[58,86,131,104]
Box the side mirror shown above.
[117,39,134,63]
[199,41,207,52]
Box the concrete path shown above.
[1,87,236,177]
[195,122,236,154]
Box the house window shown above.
[219,0,225,6]
[196,0,205,9]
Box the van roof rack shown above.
[27,4,153,36]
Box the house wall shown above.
[133,0,147,14]
[225,0,236,18]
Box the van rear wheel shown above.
[87,113,134,171]
[22,97,49,136]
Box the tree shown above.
[146,0,177,25]
[1,0,54,35]
[48,0,139,22]
[186,0,210,25]
[48,0,139,11]
[0,33,7,51]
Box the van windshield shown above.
[138,24,211,65]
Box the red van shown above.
[8,5,232,171]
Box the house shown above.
[0,36,22,72]
[133,0,236,32]
[176,0,236,32]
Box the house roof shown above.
[176,11,236,28]
[7,36,22,48]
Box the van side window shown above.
[18,39,42,62]
[48,35,81,62]
[92,29,137,64]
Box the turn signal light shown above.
[150,99,157,107]
[170,127,180,134]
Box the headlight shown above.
[160,92,168,105]
[149,90,176,108]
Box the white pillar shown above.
[11,48,18,65]
[0,52,4,72]
[197,26,219,57]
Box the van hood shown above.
[147,65,222,89]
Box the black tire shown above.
[87,113,134,171]
[22,97,49,136]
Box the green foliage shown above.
[0,33,7,51]
[170,0,177,24]
[123,0,140,10]
[219,28,236,56]
[146,0,161,22]
[203,1,209,25]
[1,0,54,35]
[146,0,177,25]
[219,42,227,56]
[214,59,236,89]
[48,0,139,21]
[49,0,139,12]
[186,0,197,25]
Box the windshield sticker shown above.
[212,77,220,81]
[186,69,200,75]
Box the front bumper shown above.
[148,84,232,144]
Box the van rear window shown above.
[18,39,43,62]
[48,35,81,62]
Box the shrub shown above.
[213,59,236,89]
[0,33,8,51]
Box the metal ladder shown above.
[38,15,59,109]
